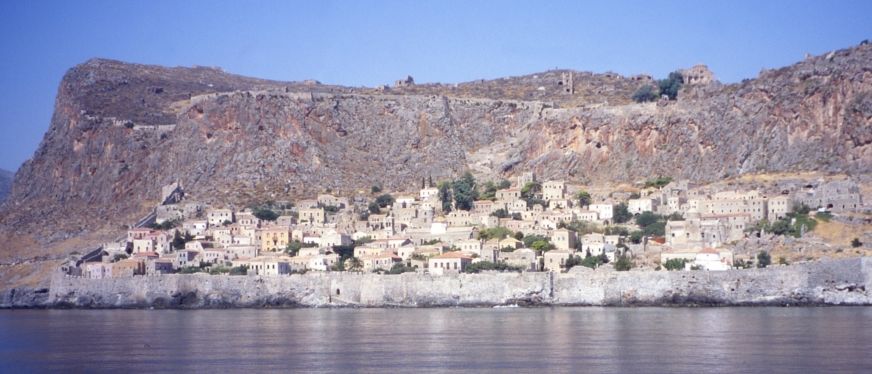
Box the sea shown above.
[1,307,870,373]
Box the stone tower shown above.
[560,71,574,94]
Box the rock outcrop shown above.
[13,257,869,309]
[1,43,871,263]
[0,169,11,202]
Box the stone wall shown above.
[3,257,869,309]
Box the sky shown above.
[0,0,870,172]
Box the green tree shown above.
[348,257,363,272]
[464,261,522,273]
[375,194,395,208]
[613,203,632,224]
[756,251,771,268]
[452,172,478,211]
[662,258,687,271]
[438,181,452,212]
[657,71,684,100]
[368,202,381,214]
[371,185,382,194]
[575,190,592,207]
[491,208,509,219]
[564,255,582,270]
[629,230,644,244]
[479,181,498,201]
[253,208,279,221]
[635,211,660,228]
[388,262,416,274]
[644,176,673,188]
[614,254,633,271]
[497,180,512,189]
[479,227,513,241]
[632,84,658,103]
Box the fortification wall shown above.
[3,257,869,308]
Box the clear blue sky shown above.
[1,0,870,172]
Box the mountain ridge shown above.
[1,43,870,264]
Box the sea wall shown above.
[3,257,870,308]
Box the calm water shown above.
[1,307,871,373]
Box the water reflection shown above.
[1,307,871,373]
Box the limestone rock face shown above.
[0,169,12,202]
[1,44,871,257]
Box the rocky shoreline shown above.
[2,257,870,309]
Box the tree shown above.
[348,257,363,272]
[438,181,452,212]
[614,254,633,271]
[852,238,863,248]
[564,255,582,270]
[662,258,687,271]
[632,84,658,103]
[229,265,248,275]
[253,208,279,221]
[479,181,498,201]
[388,262,415,274]
[371,185,382,194]
[575,190,592,207]
[613,203,632,224]
[479,227,513,241]
[629,230,644,244]
[497,180,512,189]
[657,71,684,100]
[368,202,381,214]
[635,211,660,228]
[172,230,186,250]
[375,194,395,208]
[464,261,522,273]
[452,172,478,211]
[491,208,509,219]
[644,176,673,188]
[756,251,771,268]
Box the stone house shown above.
[146,258,174,275]
[542,181,566,201]
[544,250,573,272]
[132,239,154,254]
[551,229,578,251]
[767,195,792,220]
[207,209,234,226]
[628,198,657,215]
[589,204,614,221]
[245,257,291,275]
[428,252,473,275]
[360,253,401,272]
[127,228,152,243]
[496,188,522,201]
[299,207,326,225]
[236,212,261,227]
[498,237,523,250]
[355,245,386,258]
[226,245,257,260]
[446,210,474,227]
[499,248,537,271]
[576,210,599,222]
[260,226,291,252]
[84,262,112,279]
[517,172,535,187]
[113,258,145,277]
[794,180,862,211]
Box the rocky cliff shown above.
[1,44,871,263]
[3,257,869,308]
[0,169,11,202]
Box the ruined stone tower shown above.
[560,71,574,94]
